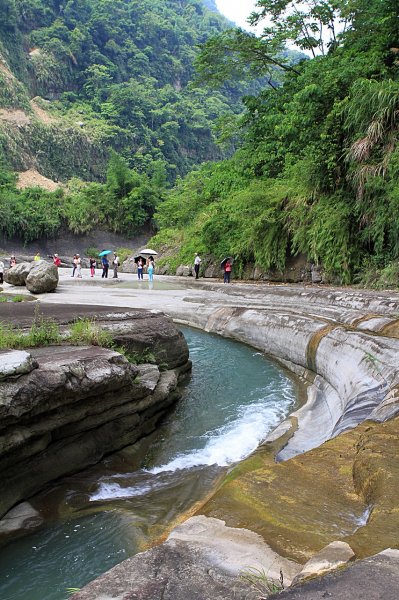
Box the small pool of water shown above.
[0,327,297,600]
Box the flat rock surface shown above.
[0,302,138,327]
[71,537,261,600]
[270,549,399,600]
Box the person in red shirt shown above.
[53,254,61,267]
[223,259,232,283]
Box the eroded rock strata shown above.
[69,283,399,599]
[0,305,190,523]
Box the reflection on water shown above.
[0,327,296,600]
[114,279,185,290]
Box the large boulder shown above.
[121,256,137,273]
[4,262,32,286]
[25,260,59,293]
[176,264,193,277]
[204,263,223,278]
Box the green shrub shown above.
[68,319,113,347]
[84,247,100,258]
[115,247,134,264]
[0,318,61,349]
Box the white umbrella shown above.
[139,248,158,255]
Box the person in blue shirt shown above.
[101,255,109,278]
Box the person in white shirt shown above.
[0,260,4,284]
[113,253,120,278]
[194,253,201,280]
[75,254,82,278]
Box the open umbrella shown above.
[98,250,113,257]
[134,255,146,264]
[220,256,233,267]
[139,248,158,256]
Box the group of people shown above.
[71,252,120,279]
[136,256,155,281]
[194,253,232,283]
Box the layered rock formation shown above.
[10,281,399,599]
[161,283,399,459]
[0,306,190,524]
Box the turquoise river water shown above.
[0,327,297,600]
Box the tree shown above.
[249,0,350,57]
[196,28,301,91]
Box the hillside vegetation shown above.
[0,0,257,240]
[151,0,399,285]
[1,0,398,287]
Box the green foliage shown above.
[0,316,61,349]
[239,566,284,596]
[152,0,399,283]
[84,246,100,258]
[355,259,399,290]
[68,319,113,347]
[0,0,245,182]
[0,175,65,243]
[0,70,31,110]
[114,247,133,264]
[0,153,167,241]
[1,0,399,284]
[116,346,156,365]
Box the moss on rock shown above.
[200,417,399,564]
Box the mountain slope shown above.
[0,0,243,183]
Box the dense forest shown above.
[0,0,252,241]
[152,0,399,285]
[1,0,399,286]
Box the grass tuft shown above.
[239,567,284,598]
[68,318,113,347]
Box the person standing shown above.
[147,257,154,282]
[53,254,61,267]
[72,255,77,277]
[89,257,96,277]
[0,259,4,284]
[223,259,232,284]
[10,255,16,268]
[101,254,109,278]
[137,257,144,280]
[113,253,120,279]
[76,254,82,278]
[194,253,201,279]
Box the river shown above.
[0,327,297,600]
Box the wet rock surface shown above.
[201,416,399,563]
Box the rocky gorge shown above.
[1,273,399,599]
[0,303,191,536]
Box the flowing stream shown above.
[0,327,297,600]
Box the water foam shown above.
[90,481,154,501]
[149,397,287,474]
